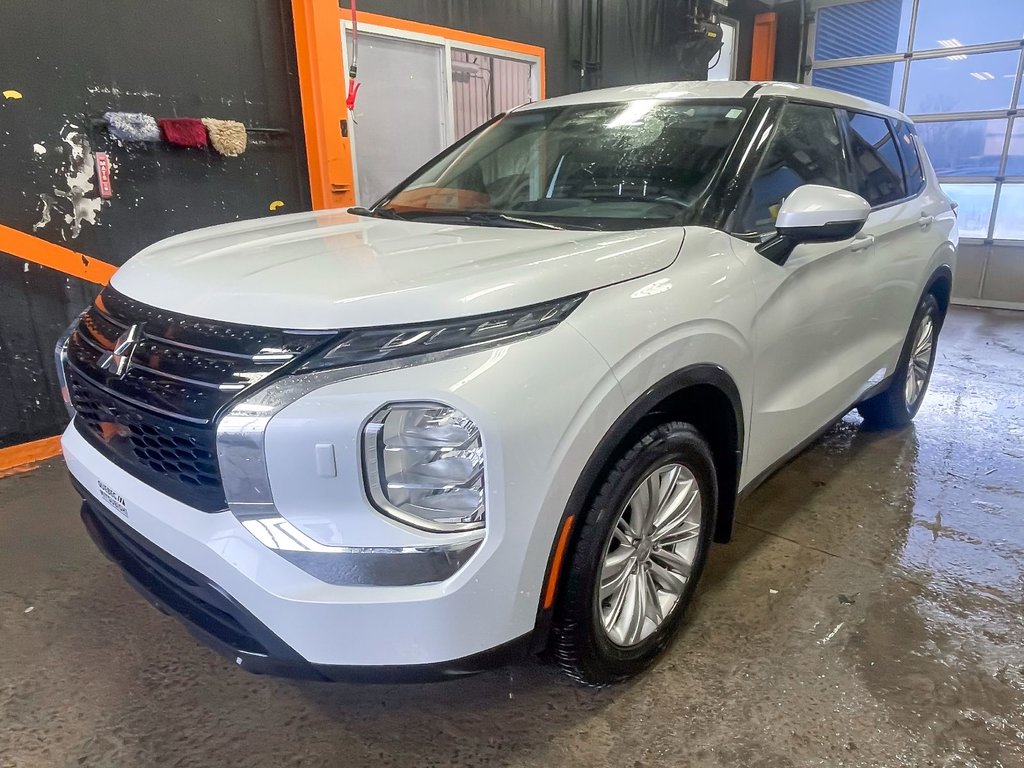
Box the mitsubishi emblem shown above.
[99,324,144,378]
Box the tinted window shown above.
[894,121,926,195]
[846,112,906,205]
[734,103,848,234]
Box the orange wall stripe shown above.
[0,435,62,474]
[0,225,115,285]
[543,515,575,609]
[750,12,778,81]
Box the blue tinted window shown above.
[940,183,995,237]
[903,50,1021,114]
[915,119,1007,177]
[912,0,1024,51]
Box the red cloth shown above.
[158,118,209,148]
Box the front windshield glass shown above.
[379,100,749,230]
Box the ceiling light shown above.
[969,71,995,80]
[937,38,963,48]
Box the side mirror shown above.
[756,184,871,265]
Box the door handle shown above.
[850,234,874,253]
[919,212,935,229]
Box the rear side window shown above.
[893,121,926,196]
[734,102,849,234]
[845,111,906,206]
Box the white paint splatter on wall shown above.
[33,121,103,238]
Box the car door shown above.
[730,101,879,482]
[844,113,949,369]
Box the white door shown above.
[843,112,945,368]
[344,30,449,205]
[735,102,877,479]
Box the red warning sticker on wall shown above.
[96,151,113,199]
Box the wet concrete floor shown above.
[1,305,1022,767]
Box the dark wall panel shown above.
[0,258,98,449]
[0,0,309,448]
[773,0,806,83]
[1,0,310,263]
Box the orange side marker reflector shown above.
[543,514,575,610]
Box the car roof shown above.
[517,80,909,123]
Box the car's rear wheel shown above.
[858,292,941,428]
[552,421,716,686]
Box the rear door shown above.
[731,101,878,481]
[841,111,940,372]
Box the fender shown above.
[531,363,744,650]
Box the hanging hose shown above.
[346,0,361,110]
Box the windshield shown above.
[376,100,749,230]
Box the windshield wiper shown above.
[402,210,602,230]
[486,213,566,230]
[348,206,406,221]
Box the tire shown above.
[552,421,716,686]
[858,292,941,429]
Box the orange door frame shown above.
[291,3,546,211]
[750,12,778,81]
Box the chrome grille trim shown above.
[66,358,212,425]
[90,304,300,363]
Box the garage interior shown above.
[1,1,1022,766]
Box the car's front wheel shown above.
[552,421,716,686]
[858,292,942,428]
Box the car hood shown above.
[110,210,684,329]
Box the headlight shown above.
[363,403,485,533]
[299,294,586,371]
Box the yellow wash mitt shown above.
[201,118,247,157]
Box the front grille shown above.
[65,287,335,511]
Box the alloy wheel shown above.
[597,462,702,647]
[904,313,935,408]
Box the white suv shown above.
[57,81,957,685]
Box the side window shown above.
[845,112,907,206]
[893,121,926,196]
[734,103,848,234]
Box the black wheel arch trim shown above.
[923,264,954,324]
[531,363,744,652]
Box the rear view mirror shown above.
[757,185,871,264]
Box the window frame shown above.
[837,108,915,209]
[892,120,927,195]
[728,99,852,236]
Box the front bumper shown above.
[62,422,539,670]
[60,316,622,673]
[76,478,530,681]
